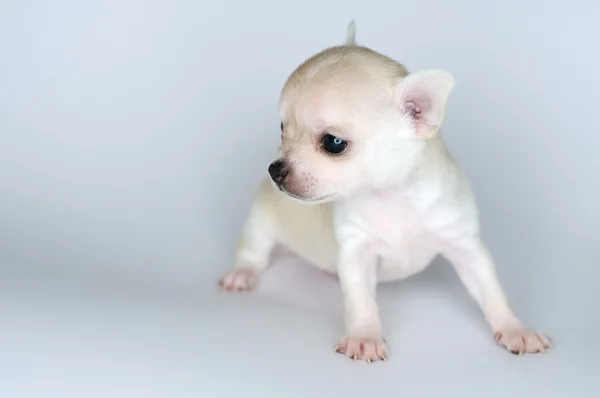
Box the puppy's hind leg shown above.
[219,194,277,292]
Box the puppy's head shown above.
[269,23,455,203]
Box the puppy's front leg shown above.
[335,237,388,362]
[219,197,276,292]
[442,237,551,355]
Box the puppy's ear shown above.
[395,70,454,138]
[345,20,356,45]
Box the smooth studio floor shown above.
[1,249,598,398]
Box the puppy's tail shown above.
[345,19,356,45]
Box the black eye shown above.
[322,134,348,154]
[280,122,284,132]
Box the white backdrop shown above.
[1,1,598,397]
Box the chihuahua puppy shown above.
[219,21,551,362]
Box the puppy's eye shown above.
[280,122,284,132]
[322,134,348,154]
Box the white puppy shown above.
[220,22,551,362]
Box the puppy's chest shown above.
[353,191,436,249]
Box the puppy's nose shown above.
[268,160,289,184]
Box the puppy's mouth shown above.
[272,181,331,203]
[283,189,331,203]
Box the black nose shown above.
[268,160,289,184]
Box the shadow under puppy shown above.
[220,21,551,362]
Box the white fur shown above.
[220,22,551,361]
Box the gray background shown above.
[1,0,598,397]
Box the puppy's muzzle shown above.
[268,160,289,185]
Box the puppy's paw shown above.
[219,268,260,292]
[335,336,388,363]
[494,328,552,355]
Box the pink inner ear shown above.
[404,98,430,122]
